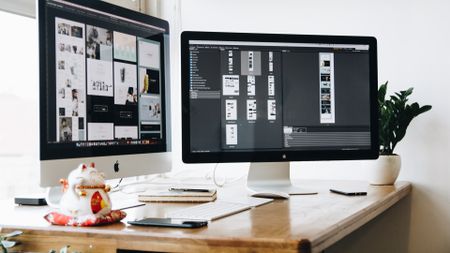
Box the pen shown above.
[169,187,211,193]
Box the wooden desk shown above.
[0,180,411,253]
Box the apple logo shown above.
[114,160,120,173]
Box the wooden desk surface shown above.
[0,180,411,253]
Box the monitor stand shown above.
[247,162,317,195]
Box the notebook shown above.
[138,188,217,203]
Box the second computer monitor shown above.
[181,32,378,193]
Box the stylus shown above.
[169,188,210,192]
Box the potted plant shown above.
[369,82,432,185]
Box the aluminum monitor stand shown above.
[247,162,317,195]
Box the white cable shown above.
[211,163,248,187]
[111,164,244,191]
[212,163,226,187]
[109,174,160,194]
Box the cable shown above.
[212,163,226,187]
[111,178,123,190]
[111,164,246,191]
[212,163,225,187]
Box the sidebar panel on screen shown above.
[188,45,222,152]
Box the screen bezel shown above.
[39,0,170,160]
[181,31,379,163]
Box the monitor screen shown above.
[181,32,378,163]
[39,0,170,160]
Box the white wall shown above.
[174,0,450,252]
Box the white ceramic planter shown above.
[369,155,401,185]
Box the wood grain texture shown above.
[0,180,411,253]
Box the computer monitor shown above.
[38,0,171,188]
[181,32,378,194]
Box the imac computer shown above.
[181,32,378,195]
[38,0,171,188]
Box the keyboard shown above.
[166,201,252,221]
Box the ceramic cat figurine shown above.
[59,163,112,218]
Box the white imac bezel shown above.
[40,152,172,187]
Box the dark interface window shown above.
[44,0,166,148]
[188,40,371,152]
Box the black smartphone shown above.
[128,218,208,228]
[330,188,367,196]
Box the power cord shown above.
[111,164,246,191]
[212,163,226,187]
[109,175,161,194]
[211,163,246,188]
[111,178,123,190]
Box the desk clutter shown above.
[2,180,411,252]
[41,164,373,227]
[135,186,272,222]
[135,184,276,221]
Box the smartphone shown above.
[330,188,367,196]
[128,218,208,228]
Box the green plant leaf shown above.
[378,82,432,154]
[378,82,388,104]
[404,87,413,97]
[418,105,432,114]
